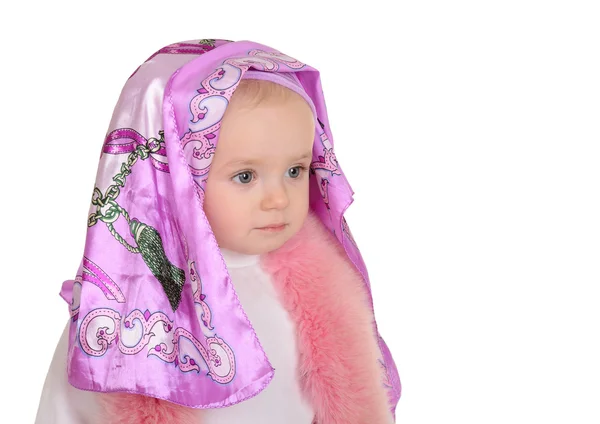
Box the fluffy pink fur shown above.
[263,212,392,423]
[97,393,199,424]
[99,211,392,423]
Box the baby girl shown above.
[35,38,401,423]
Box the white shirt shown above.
[35,321,101,424]
[202,248,314,423]
[35,248,314,423]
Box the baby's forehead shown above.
[213,134,314,168]
[215,144,313,164]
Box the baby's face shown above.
[203,92,315,255]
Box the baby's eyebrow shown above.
[223,158,263,167]
[223,152,312,168]
[292,152,313,162]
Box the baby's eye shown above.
[233,171,254,184]
[287,166,305,179]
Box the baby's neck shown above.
[219,247,261,269]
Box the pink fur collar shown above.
[97,213,393,423]
[262,212,393,423]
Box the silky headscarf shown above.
[60,38,400,410]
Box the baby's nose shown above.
[261,183,290,210]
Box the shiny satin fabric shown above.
[60,38,401,410]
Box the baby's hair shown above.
[231,79,297,109]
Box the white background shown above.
[1,0,599,422]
